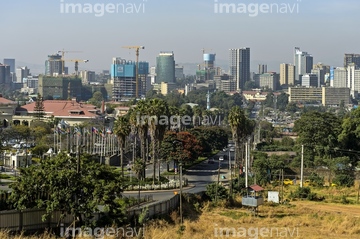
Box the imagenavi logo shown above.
[214,0,301,17]
[60,0,147,17]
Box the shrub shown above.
[205,183,228,201]
[332,173,354,187]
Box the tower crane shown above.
[57,50,83,74]
[52,59,89,76]
[202,48,213,54]
[122,46,145,98]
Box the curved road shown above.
[124,150,234,201]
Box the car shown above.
[283,179,294,185]
[219,156,224,161]
[331,183,337,187]
[304,180,314,187]
[229,147,235,152]
[208,158,214,164]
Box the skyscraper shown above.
[15,66,30,83]
[258,64,267,74]
[280,63,295,86]
[111,57,149,101]
[294,47,313,82]
[156,52,175,83]
[344,53,360,68]
[229,48,250,91]
[3,59,15,73]
[0,64,11,88]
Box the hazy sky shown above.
[1,0,360,74]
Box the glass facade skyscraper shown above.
[156,52,175,83]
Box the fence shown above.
[0,194,179,232]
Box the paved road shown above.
[124,150,236,201]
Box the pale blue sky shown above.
[1,0,360,74]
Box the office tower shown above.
[347,64,360,97]
[229,47,250,91]
[79,70,96,84]
[301,74,318,87]
[175,64,184,80]
[311,68,325,87]
[258,64,267,74]
[156,52,175,83]
[259,72,279,90]
[111,57,149,101]
[333,67,347,88]
[294,47,313,82]
[3,59,15,73]
[202,53,216,81]
[0,64,11,87]
[280,63,295,86]
[15,66,30,83]
[344,53,360,68]
[45,54,63,76]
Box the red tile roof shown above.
[0,97,16,105]
[16,100,100,118]
[249,185,264,192]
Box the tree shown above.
[228,106,255,165]
[114,116,131,177]
[9,153,124,226]
[88,91,104,108]
[339,107,360,151]
[294,111,341,159]
[33,93,45,121]
[277,92,289,111]
[146,98,169,183]
[160,131,202,167]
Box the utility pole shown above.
[215,158,222,203]
[179,162,183,224]
[245,141,248,188]
[300,144,304,188]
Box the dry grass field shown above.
[2,185,360,238]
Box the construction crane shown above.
[202,48,213,54]
[66,59,89,76]
[52,59,89,76]
[122,46,145,98]
[57,50,82,74]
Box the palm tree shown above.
[114,115,130,177]
[129,101,149,179]
[228,106,255,190]
[147,98,169,184]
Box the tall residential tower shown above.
[229,48,250,91]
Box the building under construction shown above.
[111,58,149,101]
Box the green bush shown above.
[308,173,324,187]
[205,183,228,201]
[289,187,322,201]
[333,173,354,187]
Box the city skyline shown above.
[1,0,360,74]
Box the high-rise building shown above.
[301,74,318,87]
[258,64,267,74]
[311,68,325,87]
[333,67,347,88]
[229,48,250,91]
[280,63,295,86]
[3,59,15,73]
[15,66,30,83]
[156,52,175,83]
[111,57,149,101]
[175,64,184,80]
[45,54,63,76]
[79,70,96,84]
[347,64,360,97]
[344,53,360,68]
[259,72,279,90]
[0,64,11,88]
[294,47,313,82]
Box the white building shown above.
[3,150,32,169]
